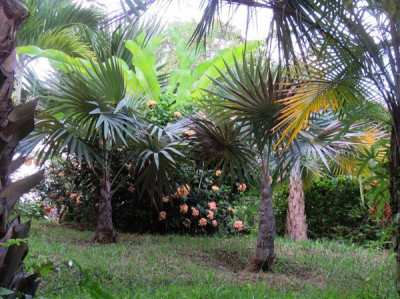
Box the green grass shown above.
[28,221,397,298]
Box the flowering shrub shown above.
[36,158,248,235]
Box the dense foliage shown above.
[274,177,389,245]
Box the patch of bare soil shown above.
[187,248,325,288]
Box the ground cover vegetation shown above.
[0,0,398,297]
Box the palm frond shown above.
[275,58,366,150]
[189,116,257,185]
[206,54,284,149]
[133,123,187,203]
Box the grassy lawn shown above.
[28,221,396,298]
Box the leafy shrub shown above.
[274,176,387,244]
[36,158,248,234]
[143,93,198,126]
[13,200,48,219]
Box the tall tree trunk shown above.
[93,173,117,243]
[286,160,307,241]
[0,0,28,189]
[0,1,42,297]
[249,156,275,271]
[390,120,400,293]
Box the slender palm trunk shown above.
[93,172,117,243]
[286,160,307,241]
[250,149,275,271]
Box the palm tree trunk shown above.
[249,154,275,271]
[93,173,117,243]
[390,120,400,293]
[0,2,41,297]
[286,160,307,241]
[0,1,28,189]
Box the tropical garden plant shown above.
[0,1,44,296]
[184,0,400,285]
[195,54,286,271]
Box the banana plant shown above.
[167,27,261,105]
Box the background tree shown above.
[285,112,380,241]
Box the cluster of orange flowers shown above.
[198,218,207,227]
[234,220,243,230]
[158,211,167,220]
[69,193,83,205]
[157,183,244,231]
[191,207,199,217]
[237,183,247,192]
[183,129,196,136]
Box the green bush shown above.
[274,176,386,244]
[36,158,249,234]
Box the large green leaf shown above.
[193,41,260,97]
[125,40,161,100]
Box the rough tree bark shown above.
[249,155,275,271]
[286,160,307,241]
[93,173,117,243]
[0,1,43,297]
[0,0,28,189]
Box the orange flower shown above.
[198,218,207,227]
[76,195,82,205]
[212,220,218,227]
[215,169,222,177]
[183,129,196,136]
[174,111,182,118]
[237,183,247,192]
[191,207,199,217]
[228,206,235,213]
[70,193,77,199]
[180,204,188,214]
[207,210,214,220]
[234,220,243,230]
[211,185,219,192]
[58,172,64,178]
[159,211,167,220]
[163,195,170,203]
[207,201,217,210]
[147,100,157,108]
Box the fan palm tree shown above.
[20,55,187,243]
[201,54,285,271]
[285,112,381,241]
[19,57,143,243]
[175,0,400,285]
[14,0,104,103]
